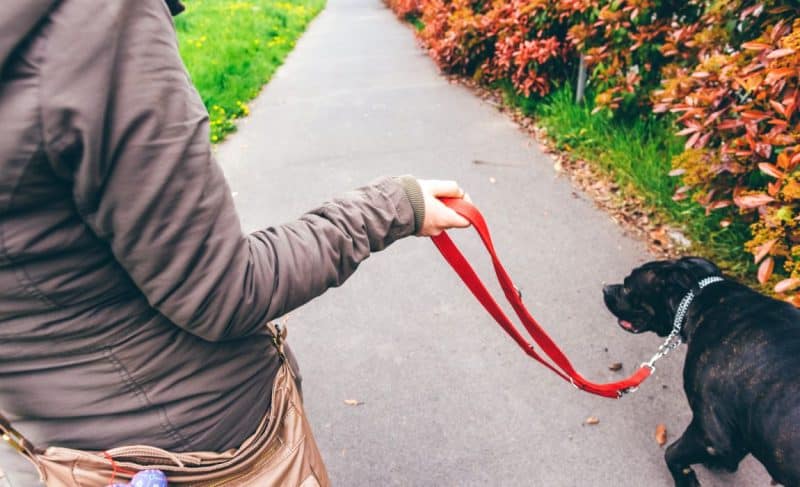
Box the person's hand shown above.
[418,179,471,236]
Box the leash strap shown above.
[432,198,653,399]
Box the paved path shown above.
[216,0,771,485]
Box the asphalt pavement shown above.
[215,0,772,484]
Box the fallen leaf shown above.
[608,362,623,371]
[584,416,600,425]
[753,238,778,264]
[775,278,800,293]
[655,424,668,446]
[758,257,775,284]
[767,47,796,59]
[650,227,668,245]
[344,399,363,406]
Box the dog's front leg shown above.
[665,420,711,487]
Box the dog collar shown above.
[644,276,725,370]
[672,276,726,335]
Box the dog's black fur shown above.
[603,257,800,487]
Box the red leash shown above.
[431,198,653,399]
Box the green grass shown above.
[504,85,753,278]
[176,0,325,142]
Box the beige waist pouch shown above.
[0,325,329,487]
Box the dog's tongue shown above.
[619,320,635,331]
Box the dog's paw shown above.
[673,467,701,487]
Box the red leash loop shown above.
[103,451,138,484]
[431,198,653,399]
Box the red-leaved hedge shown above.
[388,0,800,301]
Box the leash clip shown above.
[617,386,639,398]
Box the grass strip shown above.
[176,0,325,142]
[506,86,753,278]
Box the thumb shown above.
[425,179,465,198]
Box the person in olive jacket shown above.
[0,0,470,484]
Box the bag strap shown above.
[267,322,288,361]
[431,198,653,399]
[0,412,45,478]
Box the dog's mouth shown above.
[618,319,645,334]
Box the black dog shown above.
[603,257,800,487]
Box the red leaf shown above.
[741,110,770,122]
[717,119,743,130]
[765,67,796,85]
[741,41,772,51]
[785,101,797,120]
[735,193,775,209]
[754,238,778,264]
[677,126,700,136]
[672,186,691,201]
[758,257,774,284]
[685,131,702,149]
[696,132,712,148]
[767,48,796,59]
[769,100,787,118]
[755,142,773,159]
[758,163,785,178]
[775,278,800,294]
[707,200,732,211]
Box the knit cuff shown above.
[395,175,425,235]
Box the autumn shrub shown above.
[387,0,422,21]
[387,0,800,301]
[394,0,703,103]
[658,9,800,300]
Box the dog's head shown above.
[603,257,721,337]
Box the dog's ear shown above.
[677,257,721,278]
[661,257,723,299]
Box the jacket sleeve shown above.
[40,0,424,341]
